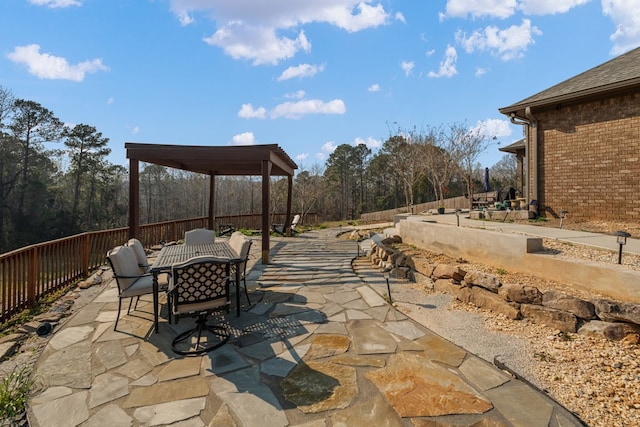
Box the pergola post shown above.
[285,174,293,236]
[129,158,139,239]
[261,160,272,264]
[208,173,215,230]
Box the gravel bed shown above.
[388,228,640,427]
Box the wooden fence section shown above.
[0,213,318,322]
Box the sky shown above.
[2,0,640,171]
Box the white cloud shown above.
[471,118,512,139]
[475,67,488,76]
[240,97,346,120]
[132,126,140,135]
[428,45,458,78]
[238,103,267,119]
[107,97,114,105]
[395,12,406,23]
[441,0,517,20]
[602,0,640,55]
[519,0,591,15]
[277,63,325,81]
[29,0,81,8]
[204,25,310,66]
[284,90,306,99]
[425,49,436,56]
[400,60,415,76]
[172,0,390,64]
[455,19,542,61]
[231,131,256,145]
[295,153,309,162]
[354,136,381,149]
[368,83,380,92]
[321,141,337,154]
[270,99,346,119]
[7,44,109,81]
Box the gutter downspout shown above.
[524,107,538,216]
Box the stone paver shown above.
[27,228,586,427]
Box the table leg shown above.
[152,274,159,333]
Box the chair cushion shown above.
[108,245,143,290]
[127,238,149,273]
[119,274,154,298]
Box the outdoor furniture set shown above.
[106,230,253,355]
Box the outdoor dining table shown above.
[149,242,242,333]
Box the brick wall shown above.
[535,91,640,222]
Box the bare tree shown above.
[449,122,493,211]
[490,154,517,190]
[381,130,428,212]
[424,125,457,207]
[294,162,325,224]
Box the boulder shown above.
[498,283,543,304]
[520,304,577,333]
[463,271,501,293]
[578,320,640,341]
[469,287,520,320]
[433,278,461,296]
[414,272,433,290]
[432,264,466,283]
[593,299,640,325]
[393,266,412,280]
[542,290,595,320]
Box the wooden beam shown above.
[285,174,293,236]
[209,173,215,230]
[261,160,272,264]
[128,158,140,239]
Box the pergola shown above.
[125,143,298,264]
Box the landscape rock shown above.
[432,264,467,283]
[433,279,462,297]
[498,283,543,304]
[463,271,501,293]
[469,287,520,320]
[520,304,578,333]
[578,320,640,341]
[542,290,595,320]
[593,299,640,325]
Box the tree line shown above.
[0,85,516,253]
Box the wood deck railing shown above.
[0,213,317,322]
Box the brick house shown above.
[498,46,640,222]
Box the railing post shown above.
[27,246,38,307]
[82,233,90,278]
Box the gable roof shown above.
[499,46,640,116]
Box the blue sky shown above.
[2,0,639,171]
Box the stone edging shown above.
[364,234,640,344]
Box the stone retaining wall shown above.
[390,220,640,303]
[362,233,640,343]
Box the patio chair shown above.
[184,228,215,245]
[272,214,301,235]
[126,237,171,319]
[127,238,151,273]
[169,256,231,355]
[107,245,155,331]
[229,232,252,304]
